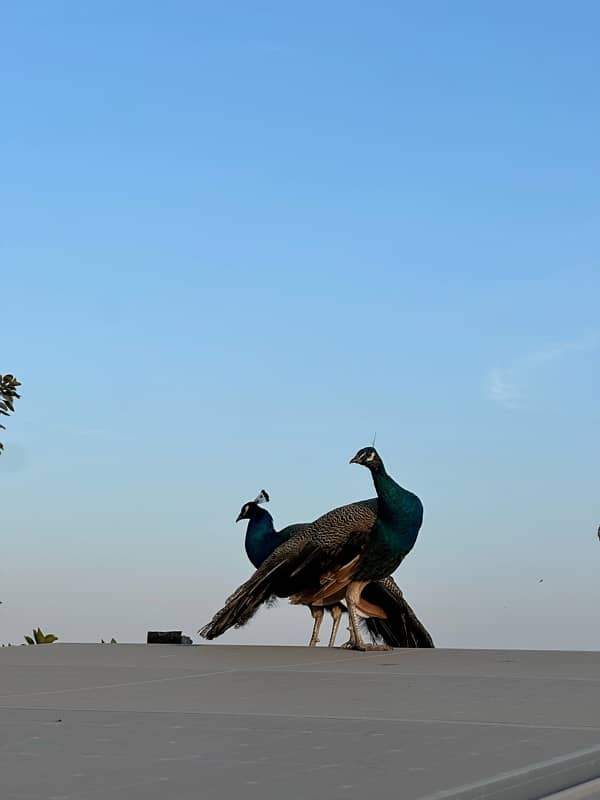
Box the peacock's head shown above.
[236,489,270,522]
[350,446,383,471]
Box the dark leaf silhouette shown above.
[0,374,21,453]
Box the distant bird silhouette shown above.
[200,451,431,650]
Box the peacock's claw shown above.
[343,642,392,652]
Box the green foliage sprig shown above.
[0,374,21,454]
[24,627,58,645]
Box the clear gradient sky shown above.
[2,2,599,649]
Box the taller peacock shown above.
[201,447,430,651]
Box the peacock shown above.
[236,489,345,647]
[342,445,424,649]
[200,452,431,650]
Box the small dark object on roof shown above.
[147,631,183,644]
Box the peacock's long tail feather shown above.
[199,563,283,639]
[362,578,434,648]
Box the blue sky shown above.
[1,1,599,649]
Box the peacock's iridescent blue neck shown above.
[244,508,287,568]
[371,467,423,555]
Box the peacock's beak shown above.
[349,454,361,464]
[235,513,243,522]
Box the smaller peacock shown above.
[236,490,346,647]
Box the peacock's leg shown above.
[342,583,363,649]
[308,606,324,647]
[343,582,390,651]
[327,604,344,647]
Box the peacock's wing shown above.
[279,500,379,604]
[278,522,309,541]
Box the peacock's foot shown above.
[308,638,320,647]
[343,642,392,652]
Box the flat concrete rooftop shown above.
[1,645,600,799]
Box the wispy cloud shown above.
[486,332,600,409]
[487,368,520,409]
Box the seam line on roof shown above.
[2,706,600,733]
[417,743,600,800]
